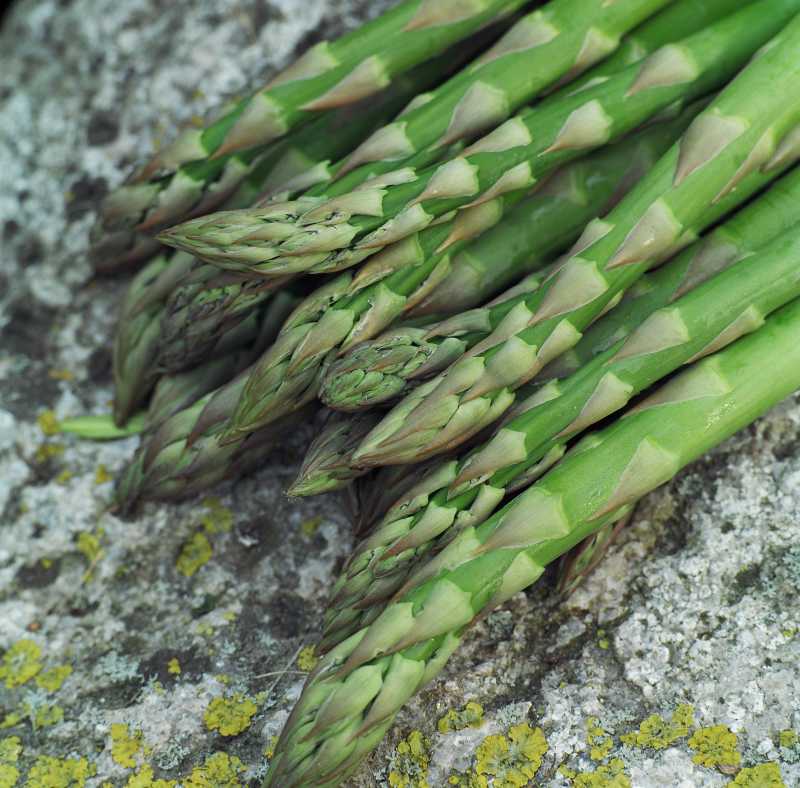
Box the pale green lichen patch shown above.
[778,729,797,748]
[688,724,741,771]
[199,497,234,535]
[473,723,547,787]
[300,516,323,538]
[620,704,694,750]
[0,640,43,688]
[388,730,431,788]
[438,701,485,734]
[203,694,258,736]
[728,762,785,787]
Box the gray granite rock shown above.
[1,1,799,786]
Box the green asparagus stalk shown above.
[543,163,800,380]
[112,251,196,426]
[116,364,316,510]
[353,19,800,467]
[161,0,792,278]
[317,123,686,413]
[91,36,494,274]
[146,289,303,427]
[221,107,702,439]
[288,411,384,498]
[323,213,800,647]
[266,297,800,786]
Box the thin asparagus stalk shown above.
[161,0,794,278]
[221,107,702,439]
[112,251,196,426]
[266,297,800,786]
[288,411,384,498]
[91,37,494,274]
[323,214,800,647]
[353,20,800,467]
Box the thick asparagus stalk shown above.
[265,297,800,786]
[323,215,800,647]
[161,0,794,277]
[353,19,800,467]
[221,107,702,439]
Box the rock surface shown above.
[1,1,800,786]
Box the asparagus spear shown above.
[221,107,702,439]
[112,251,196,426]
[353,20,800,467]
[266,298,800,786]
[324,214,800,646]
[116,363,317,510]
[91,37,494,274]
[146,289,303,427]
[288,411,384,498]
[161,0,794,277]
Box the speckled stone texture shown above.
[1,1,800,786]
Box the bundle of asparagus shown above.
[75,0,800,783]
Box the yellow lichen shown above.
[688,725,741,771]
[570,758,631,788]
[94,465,112,485]
[204,694,258,737]
[620,704,694,750]
[37,411,60,436]
[438,702,484,734]
[474,723,547,787]
[110,723,142,769]
[167,658,181,676]
[296,646,317,672]
[34,444,64,464]
[779,729,797,748]
[55,470,73,485]
[0,736,22,788]
[264,735,278,760]
[25,754,96,787]
[586,717,614,761]
[446,771,486,787]
[388,730,431,788]
[0,713,22,730]
[0,640,43,688]
[300,516,323,537]
[184,752,246,787]
[48,369,74,382]
[125,764,175,788]
[176,532,212,577]
[729,762,785,787]
[35,665,72,693]
[30,705,64,729]
[200,498,233,535]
